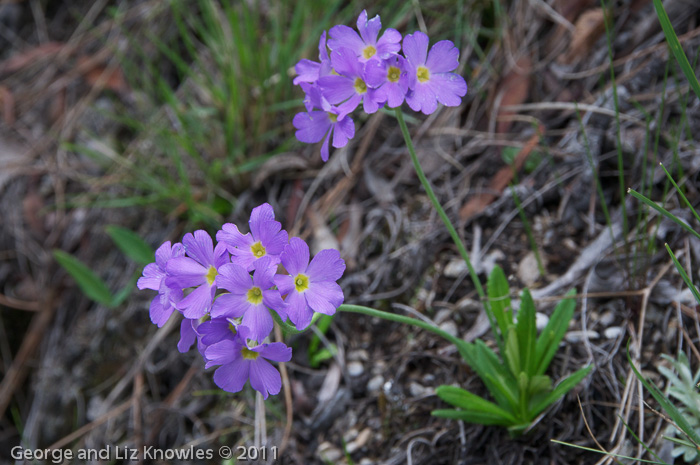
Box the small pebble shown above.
[604,326,624,339]
[347,361,364,377]
[535,312,549,331]
[367,375,384,392]
[439,321,458,337]
[409,381,434,397]
[346,428,372,453]
[565,330,600,342]
[316,442,342,463]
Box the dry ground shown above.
[2,1,700,464]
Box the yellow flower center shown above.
[250,241,266,258]
[241,347,259,360]
[387,65,401,83]
[416,66,430,83]
[353,77,367,94]
[362,45,377,60]
[247,286,263,305]
[328,113,338,123]
[294,274,310,292]
[205,265,218,286]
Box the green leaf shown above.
[487,265,513,344]
[516,288,537,376]
[105,226,155,265]
[432,409,514,426]
[628,189,700,242]
[504,327,521,378]
[628,342,700,446]
[652,0,700,100]
[534,290,576,376]
[528,375,552,396]
[529,365,592,417]
[436,385,519,423]
[53,250,114,307]
[309,346,336,368]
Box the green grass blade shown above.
[627,341,700,446]
[628,189,700,242]
[659,163,700,225]
[550,440,668,464]
[53,250,114,307]
[665,244,700,305]
[652,0,700,100]
[105,226,155,265]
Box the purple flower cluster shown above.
[138,203,346,398]
[293,10,467,161]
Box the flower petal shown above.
[402,32,429,67]
[405,84,438,115]
[285,290,313,330]
[328,24,364,53]
[306,248,346,282]
[178,283,215,319]
[249,358,281,399]
[428,72,467,107]
[211,292,250,318]
[213,359,250,393]
[149,295,173,327]
[205,339,240,367]
[183,230,215,267]
[294,111,330,144]
[165,257,206,289]
[426,40,460,73]
[280,237,310,276]
[242,305,273,343]
[306,281,344,315]
[260,342,293,362]
[217,223,252,250]
[177,319,197,353]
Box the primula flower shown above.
[217,203,288,272]
[205,327,292,399]
[293,84,355,162]
[293,31,332,87]
[328,10,401,62]
[196,317,240,346]
[275,237,345,330]
[165,230,229,319]
[402,32,467,115]
[365,55,409,108]
[211,259,287,343]
[178,318,202,353]
[318,47,384,116]
[137,241,185,327]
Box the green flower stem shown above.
[338,304,473,362]
[394,107,485,303]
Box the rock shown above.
[348,361,364,377]
[604,327,624,339]
[517,251,542,286]
[565,330,600,342]
[316,442,342,463]
[367,375,384,392]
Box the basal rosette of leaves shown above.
[432,266,592,436]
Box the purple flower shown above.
[293,31,332,87]
[216,203,288,272]
[205,328,292,399]
[137,241,185,327]
[293,84,355,162]
[274,237,345,330]
[196,317,240,346]
[165,230,229,319]
[178,318,200,353]
[365,55,409,108]
[318,47,384,116]
[211,259,287,343]
[328,10,401,62]
[402,32,467,115]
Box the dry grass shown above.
[1,1,700,464]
